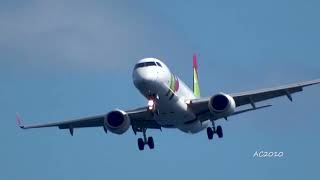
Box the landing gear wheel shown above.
[147,137,154,149]
[216,125,223,138]
[207,127,214,140]
[138,138,144,151]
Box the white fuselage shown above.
[132,58,210,133]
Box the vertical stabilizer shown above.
[193,54,201,97]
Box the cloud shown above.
[0,0,190,72]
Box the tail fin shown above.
[193,54,201,97]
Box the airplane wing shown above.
[17,107,161,134]
[189,79,320,121]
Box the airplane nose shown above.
[133,68,157,87]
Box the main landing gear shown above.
[137,128,154,151]
[207,121,223,140]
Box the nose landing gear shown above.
[147,94,159,112]
[147,94,160,116]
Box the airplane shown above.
[17,55,320,151]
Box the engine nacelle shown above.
[208,93,236,117]
[104,109,130,134]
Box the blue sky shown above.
[1,0,320,179]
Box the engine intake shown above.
[208,93,236,116]
[104,109,130,134]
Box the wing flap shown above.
[230,105,272,117]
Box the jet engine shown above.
[208,93,236,116]
[104,109,130,134]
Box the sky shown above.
[1,0,320,179]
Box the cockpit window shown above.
[145,62,156,66]
[156,62,162,67]
[134,63,145,69]
[134,62,157,69]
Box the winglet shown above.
[16,113,25,129]
[193,54,201,97]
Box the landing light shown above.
[148,99,155,111]
[148,100,154,107]
[185,99,191,105]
